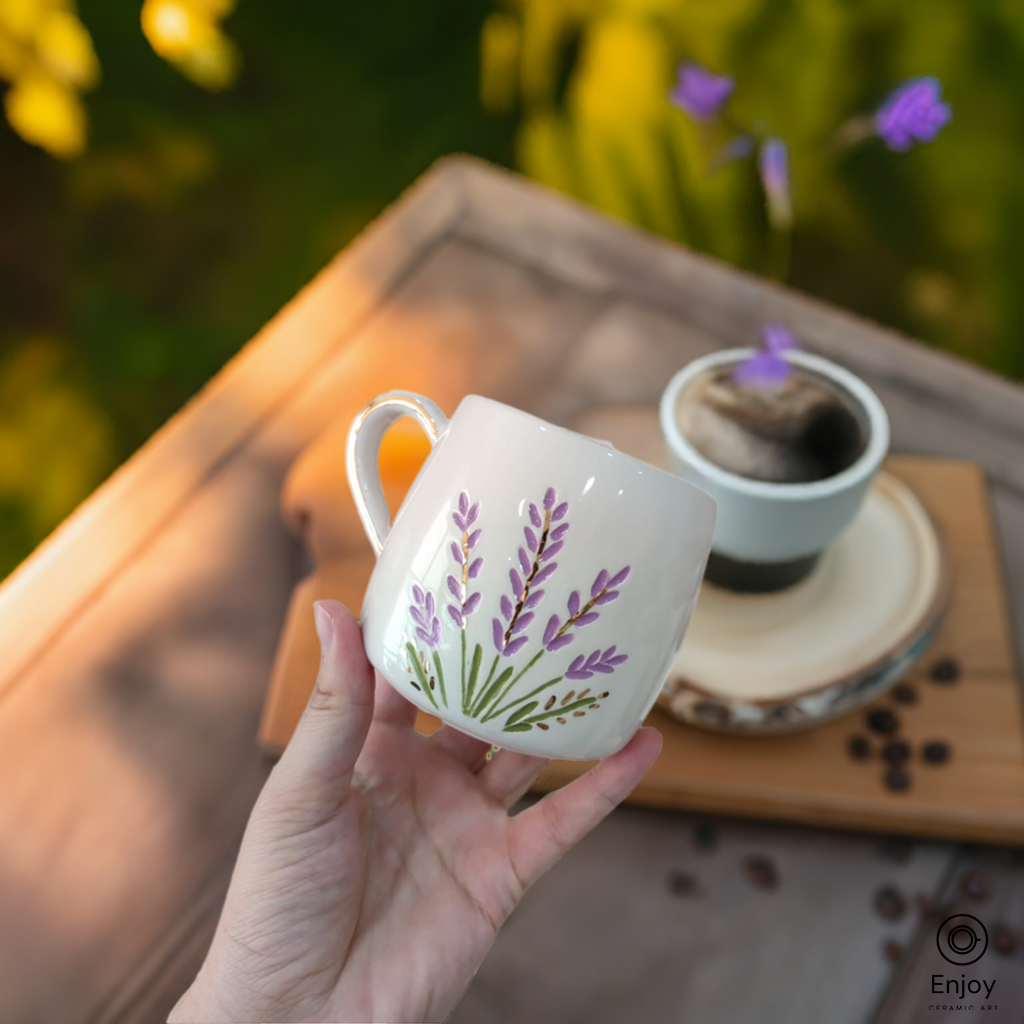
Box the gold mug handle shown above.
[345,390,449,557]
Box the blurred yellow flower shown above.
[0,0,97,157]
[570,17,668,126]
[0,339,114,540]
[141,0,240,91]
[5,68,85,156]
[36,7,98,86]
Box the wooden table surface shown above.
[2,157,1023,1023]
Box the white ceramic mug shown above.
[346,391,717,760]
[659,349,889,590]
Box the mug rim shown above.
[658,348,890,501]
[453,393,717,511]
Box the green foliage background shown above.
[483,0,1024,383]
[0,0,513,577]
[1,0,1023,578]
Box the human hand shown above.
[169,599,662,1023]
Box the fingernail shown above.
[313,601,334,655]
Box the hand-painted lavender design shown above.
[403,486,632,732]
[404,584,447,708]
[410,584,441,647]
[541,566,631,653]
[446,491,484,629]
[445,491,486,714]
[566,646,629,680]
[491,486,567,659]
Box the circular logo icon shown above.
[937,914,988,965]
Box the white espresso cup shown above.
[346,391,717,760]
[659,349,890,591]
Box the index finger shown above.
[505,727,663,889]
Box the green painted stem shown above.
[460,630,467,711]
[468,655,499,717]
[406,642,437,709]
[433,651,448,708]
[470,664,513,719]
[464,643,483,713]
[483,675,564,724]
[512,694,600,728]
[521,694,600,725]
[477,649,545,720]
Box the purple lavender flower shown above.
[669,63,734,122]
[409,584,441,649]
[759,138,792,230]
[875,77,951,152]
[733,323,797,389]
[541,565,630,652]
[492,487,568,657]
[447,490,484,629]
[565,646,629,681]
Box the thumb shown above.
[266,600,375,815]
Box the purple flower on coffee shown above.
[447,490,483,629]
[409,584,441,649]
[875,77,951,152]
[565,646,629,681]
[541,565,630,652]
[759,138,792,230]
[733,323,797,390]
[669,63,734,122]
[492,486,568,657]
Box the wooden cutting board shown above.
[528,408,1024,846]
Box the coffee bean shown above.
[884,767,912,792]
[891,683,919,705]
[993,923,1018,956]
[873,885,907,921]
[922,740,951,765]
[848,735,872,761]
[884,939,904,963]
[667,870,699,898]
[867,708,900,735]
[693,820,718,851]
[962,871,991,901]
[878,838,913,864]
[743,855,779,891]
[929,657,961,684]
[882,740,911,764]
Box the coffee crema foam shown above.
[676,368,867,484]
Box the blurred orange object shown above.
[281,406,434,566]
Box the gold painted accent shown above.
[560,691,575,706]
[504,504,551,647]
[554,582,610,641]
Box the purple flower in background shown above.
[733,323,797,389]
[447,490,483,629]
[493,487,568,657]
[542,566,630,653]
[565,646,629,681]
[759,138,792,230]
[669,63,734,122]
[875,77,951,152]
[409,584,441,649]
